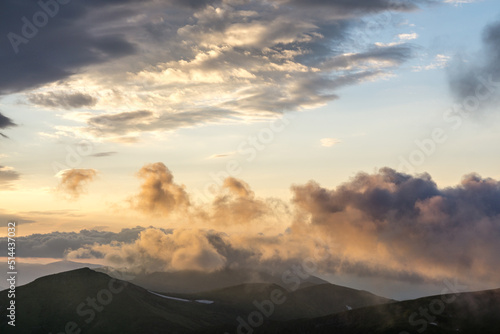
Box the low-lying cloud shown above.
[18,165,500,289]
[0,227,147,258]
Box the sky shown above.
[1,0,500,299]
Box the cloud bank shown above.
[15,165,500,289]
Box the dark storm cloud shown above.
[0,0,137,94]
[0,226,148,258]
[448,20,500,109]
[27,91,98,109]
[292,167,500,282]
[0,0,425,138]
[0,112,17,138]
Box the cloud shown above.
[6,163,500,287]
[27,91,98,109]
[207,177,272,226]
[0,211,35,226]
[320,138,341,147]
[130,163,286,227]
[56,168,98,199]
[0,0,137,94]
[0,166,20,190]
[283,0,425,12]
[131,163,190,216]
[207,152,236,159]
[412,54,450,71]
[291,167,500,285]
[66,228,227,273]
[398,32,418,40]
[43,166,500,289]
[444,0,480,5]
[90,151,118,158]
[0,112,17,138]
[0,227,147,258]
[448,20,500,110]
[13,0,423,140]
[85,109,237,141]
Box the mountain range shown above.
[0,268,498,334]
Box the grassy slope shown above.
[261,288,500,334]
[174,282,393,321]
[0,268,237,334]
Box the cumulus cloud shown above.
[131,163,190,216]
[131,163,288,228]
[207,177,273,226]
[0,112,16,138]
[11,0,426,141]
[0,166,20,189]
[27,166,500,288]
[291,167,500,285]
[56,168,98,199]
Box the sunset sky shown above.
[1,0,500,298]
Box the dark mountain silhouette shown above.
[1,268,498,334]
[260,288,500,334]
[108,267,329,294]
